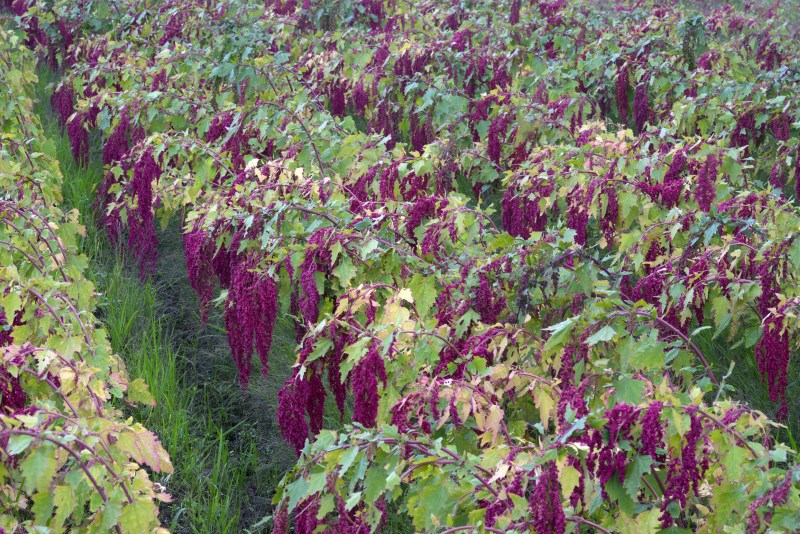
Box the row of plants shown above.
[32,60,286,532]
[5,0,800,531]
[0,25,171,532]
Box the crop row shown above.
[5,0,800,532]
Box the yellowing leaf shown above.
[118,498,158,534]
[127,378,156,406]
[396,288,414,303]
[533,387,554,428]
[559,464,581,500]
[116,426,173,474]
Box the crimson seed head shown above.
[615,64,630,125]
[211,232,240,289]
[794,147,800,199]
[327,330,351,417]
[567,184,591,246]
[696,50,717,70]
[299,231,330,325]
[409,110,431,153]
[746,469,794,534]
[595,403,636,496]
[769,163,784,190]
[206,111,233,144]
[528,463,566,534]
[633,82,649,133]
[305,368,326,435]
[294,498,322,534]
[600,183,618,242]
[489,59,510,89]
[129,149,161,279]
[183,228,216,323]
[487,113,509,164]
[730,112,755,156]
[769,113,791,142]
[660,408,705,527]
[0,366,26,412]
[271,506,289,534]
[158,12,185,46]
[277,370,310,456]
[67,113,89,167]
[379,160,399,201]
[406,196,445,242]
[474,273,505,324]
[657,150,686,208]
[103,112,131,165]
[501,181,551,238]
[640,401,664,459]
[509,0,521,24]
[328,80,346,118]
[351,340,386,428]
[754,309,789,417]
[351,79,369,115]
[50,83,74,126]
[0,310,21,347]
[694,154,717,213]
[225,254,279,389]
[150,69,168,90]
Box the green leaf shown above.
[286,478,310,512]
[1,292,22,324]
[409,275,436,319]
[317,493,335,519]
[586,325,616,346]
[722,446,746,480]
[53,485,77,526]
[605,478,636,515]
[621,332,666,371]
[116,426,173,473]
[408,477,451,530]
[623,455,652,500]
[32,491,54,525]
[20,443,58,494]
[306,338,334,364]
[307,471,327,494]
[385,470,401,492]
[360,239,380,259]
[332,256,356,287]
[363,466,387,503]
[345,490,362,511]
[455,309,480,338]
[338,446,360,477]
[543,317,577,355]
[560,464,581,500]
[613,377,645,406]
[6,434,34,456]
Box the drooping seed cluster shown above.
[129,149,161,279]
[225,254,278,389]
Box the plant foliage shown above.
[0,26,172,533]
[5,0,800,531]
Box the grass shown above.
[33,66,298,533]
[698,330,800,448]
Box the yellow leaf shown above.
[396,288,414,303]
[489,463,510,484]
[558,463,581,500]
[116,425,173,474]
[533,387,554,429]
